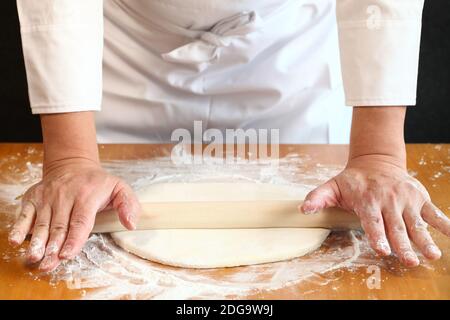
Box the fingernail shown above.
[376,239,391,255]
[45,243,59,256]
[425,245,441,259]
[127,213,137,230]
[39,257,51,270]
[60,245,73,259]
[403,251,419,266]
[303,209,317,215]
[29,239,44,258]
[39,256,55,271]
[302,200,317,215]
[8,231,22,245]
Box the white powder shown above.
[43,231,374,299]
[0,147,436,299]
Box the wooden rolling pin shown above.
[92,200,361,233]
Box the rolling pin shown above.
[92,200,361,233]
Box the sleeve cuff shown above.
[345,98,416,107]
[337,0,424,106]
[31,103,102,115]
[17,0,103,112]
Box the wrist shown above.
[349,139,406,169]
[43,136,100,173]
[43,156,101,177]
[346,153,407,171]
[40,111,100,173]
[349,106,407,169]
[44,144,99,164]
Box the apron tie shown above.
[161,11,262,65]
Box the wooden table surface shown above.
[0,143,449,300]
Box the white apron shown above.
[97,0,352,143]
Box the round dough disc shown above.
[111,182,330,268]
[111,228,330,268]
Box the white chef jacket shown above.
[16,0,424,143]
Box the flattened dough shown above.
[111,183,330,268]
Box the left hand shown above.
[300,155,450,267]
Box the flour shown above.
[44,231,384,299]
[0,147,436,299]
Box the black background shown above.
[0,1,448,143]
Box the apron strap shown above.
[161,11,262,65]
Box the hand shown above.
[8,158,140,272]
[300,155,450,267]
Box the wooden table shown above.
[0,143,449,300]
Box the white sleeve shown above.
[17,0,103,114]
[336,0,425,106]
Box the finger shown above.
[358,205,391,256]
[9,201,36,246]
[421,202,450,237]
[404,207,441,260]
[39,197,74,272]
[27,204,52,263]
[383,209,419,267]
[111,181,140,230]
[59,203,97,260]
[300,180,339,214]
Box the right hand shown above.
[8,158,140,272]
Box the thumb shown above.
[300,179,339,214]
[111,181,141,230]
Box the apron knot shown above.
[161,11,262,65]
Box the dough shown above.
[111,182,331,268]
[112,228,330,268]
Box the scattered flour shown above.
[0,146,437,299]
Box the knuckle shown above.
[363,210,381,224]
[78,183,90,194]
[47,179,62,191]
[383,210,400,222]
[42,188,56,202]
[50,223,68,234]
[386,218,406,234]
[55,185,68,199]
[361,190,376,203]
[23,186,41,205]
[34,221,50,228]
[398,179,413,191]
[36,203,51,215]
[70,215,91,230]
[390,182,401,194]
[384,190,398,204]
[360,219,379,233]
[17,210,30,221]
[393,223,406,233]
[53,194,70,211]
[31,183,44,197]
[406,179,428,196]
[76,185,94,200]
[33,222,50,232]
